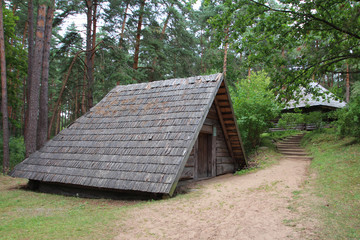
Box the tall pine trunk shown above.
[223,27,229,78]
[25,4,46,157]
[91,0,97,78]
[133,0,146,71]
[48,50,82,138]
[81,58,87,114]
[85,0,94,109]
[37,2,54,150]
[0,1,10,173]
[119,1,130,48]
[24,0,34,140]
[150,5,171,81]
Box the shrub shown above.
[277,113,305,129]
[0,135,25,173]
[334,81,360,138]
[230,71,280,153]
[305,111,324,129]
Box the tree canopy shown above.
[208,0,360,99]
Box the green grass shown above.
[302,129,360,239]
[0,176,144,240]
[0,175,201,240]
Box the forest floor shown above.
[115,155,319,240]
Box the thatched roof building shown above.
[283,82,346,113]
[11,73,247,197]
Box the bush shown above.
[335,99,360,138]
[230,71,280,153]
[305,111,325,129]
[334,81,360,138]
[0,135,25,173]
[278,111,325,130]
[277,113,305,129]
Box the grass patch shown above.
[0,176,145,240]
[235,140,282,176]
[302,129,360,239]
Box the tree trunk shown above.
[48,50,81,138]
[37,2,54,150]
[150,5,171,81]
[223,27,229,78]
[85,0,94,109]
[81,57,87,114]
[25,4,46,157]
[55,105,60,135]
[133,0,146,71]
[119,1,129,48]
[24,0,34,144]
[200,29,204,73]
[91,0,97,75]
[346,62,350,102]
[0,1,10,173]
[75,80,79,119]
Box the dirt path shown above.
[115,156,317,240]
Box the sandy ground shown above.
[115,157,317,240]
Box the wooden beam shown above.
[220,107,232,113]
[214,98,235,161]
[224,120,235,124]
[225,126,236,130]
[201,124,213,134]
[194,138,198,180]
[216,94,229,101]
[220,78,248,168]
[217,87,226,94]
[222,114,233,119]
[211,134,216,177]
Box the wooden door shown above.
[197,133,211,179]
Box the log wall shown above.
[180,104,234,180]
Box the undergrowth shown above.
[0,135,25,173]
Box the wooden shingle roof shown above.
[11,73,246,196]
[284,82,346,110]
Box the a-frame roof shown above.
[284,82,346,110]
[11,73,246,196]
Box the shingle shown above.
[11,74,225,194]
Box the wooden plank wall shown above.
[180,104,234,181]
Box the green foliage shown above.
[302,130,360,239]
[305,111,324,129]
[1,5,27,133]
[207,0,360,101]
[277,113,305,130]
[278,111,325,130]
[230,71,280,152]
[0,135,25,172]
[334,83,360,138]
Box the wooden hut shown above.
[11,73,247,197]
[283,82,346,113]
